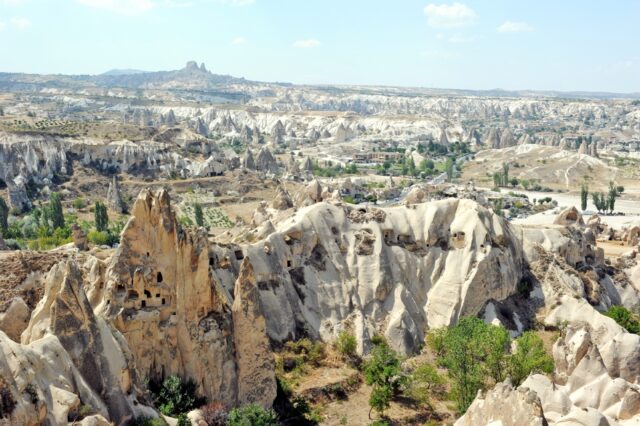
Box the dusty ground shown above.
[462,144,640,193]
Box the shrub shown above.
[0,378,16,419]
[150,375,204,417]
[200,401,228,426]
[227,404,278,426]
[605,306,640,334]
[405,363,446,405]
[509,331,554,386]
[73,198,86,210]
[88,230,110,246]
[334,330,357,357]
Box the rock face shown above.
[21,260,148,424]
[232,258,277,408]
[107,175,127,214]
[98,189,276,407]
[230,199,524,354]
[455,380,547,426]
[0,132,238,185]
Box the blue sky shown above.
[1,0,639,92]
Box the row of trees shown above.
[582,181,624,214]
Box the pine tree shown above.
[49,192,65,230]
[194,202,204,227]
[95,201,109,232]
[580,182,589,211]
[0,197,8,235]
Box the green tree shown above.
[94,201,109,232]
[194,202,204,227]
[502,163,509,186]
[0,197,8,235]
[151,376,203,417]
[607,181,622,213]
[508,331,554,385]
[420,159,435,171]
[227,404,278,426]
[363,342,404,418]
[592,192,607,213]
[49,192,65,230]
[445,157,455,181]
[580,182,589,211]
[433,317,508,414]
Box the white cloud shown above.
[293,39,320,48]
[497,21,533,33]
[0,21,5,31]
[1,0,26,5]
[424,2,476,28]
[10,16,30,28]
[216,0,254,5]
[76,0,156,16]
[436,32,444,40]
[231,36,247,45]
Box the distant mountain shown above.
[101,69,149,76]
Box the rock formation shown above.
[231,258,277,408]
[107,175,127,214]
[99,189,276,407]
[242,148,256,170]
[553,206,585,227]
[233,199,524,354]
[71,223,88,251]
[272,185,293,210]
[255,147,278,173]
[455,379,546,426]
[21,260,149,423]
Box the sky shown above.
[0,0,639,92]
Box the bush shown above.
[227,404,278,426]
[405,363,446,405]
[605,306,640,334]
[88,230,110,246]
[200,401,228,426]
[509,331,554,386]
[334,330,357,357]
[150,375,204,417]
[73,198,86,210]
